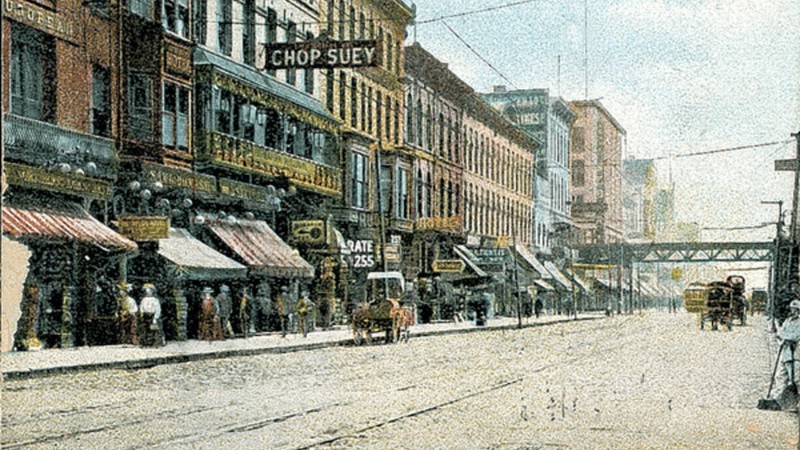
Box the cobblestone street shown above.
[2,312,796,449]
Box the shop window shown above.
[351,152,368,209]
[162,81,190,150]
[91,66,111,137]
[396,167,408,220]
[11,24,54,122]
[163,0,189,37]
[129,74,153,141]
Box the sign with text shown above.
[262,40,381,70]
[432,259,465,273]
[291,220,326,244]
[116,216,169,241]
[342,239,376,269]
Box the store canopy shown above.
[533,279,555,291]
[565,268,592,293]
[543,261,571,290]
[207,219,314,278]
[158,228,246,280]
[2,201,136,251]
[454,245,489,278]
[511,244,551,279]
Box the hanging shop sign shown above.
[472,247,510,273]
[5,162,111,199]
[384,243,401,263]
[432,259,465,273]
[116,216,170,241]
[414,215,462,232]
[291,220,327,244]
[261,40,381,70]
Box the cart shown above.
[352,272,413,344]
[684,281,734,331]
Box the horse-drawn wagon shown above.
[683,281,734,331]
[352,271,414,345]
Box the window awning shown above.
[512,244,551,279]
[207,219,315,278]
[543,261,571,290]
[158,228,246,281]
[454,245,488,278]
[565,268,592,293]
[533,279,555,291]
[2,201,136,251]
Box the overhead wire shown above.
[439,20,518,90]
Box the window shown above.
[242,0,255,65]
[304,32,315,94]
[326,68,334,112]
[11,24,53,122]
[193,0,206,43]
[393,99,400,145]
[396,167,408,219]
[416,168,424,219]
[360,82,366,131]
[359,12,365,38]
[386,32,393,72]
[380,164,391,214]
[91,66,111,137]
[350,78,358,128]
[339,73,347,120]
[572,160,585,186]
[130,0,152,19]
[286,21,297,85]
[217,0,231,56]
[264,7,277,76]
[351,152,368,209]
[129,74,153,140]
[163,0,189,37]
[348,6,355,40]
[376,91,382,139]
[162,81,190,151]
[384,97,391,141]
[366,86,373,134]
[337,0,345,39]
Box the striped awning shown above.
[207,219,314,278]
[2,202,136,251]
[158,228,246,280]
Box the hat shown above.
[221,284,230,292]
[203,287,214,294]
[791,300,800,310]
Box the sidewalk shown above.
[2,313,604,380]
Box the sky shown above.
[406,0,800,247]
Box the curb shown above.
[3,315,604,381]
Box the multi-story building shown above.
[480,87,573,256]
[569,99,626,245]
[622,158,657,242]
[3,0,137,349]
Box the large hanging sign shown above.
[291,220,327,244]
[116,216,170,241]
[261,40,381,70]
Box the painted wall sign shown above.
[261,40,381,70]
[3,0,75,42]
[116,216,170,241]
[218,178,267,204]
[143,162,216,194]
[164,41,192,77]
[432,259,465,273]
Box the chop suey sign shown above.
[262,40,381,70]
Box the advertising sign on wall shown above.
[261,40,381,70]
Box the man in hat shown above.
[199,287,223,340]
[216,285,233,338]
[779,299,800,402]
[296,290,312,338]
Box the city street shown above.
[2,311,796,449]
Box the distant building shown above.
[481,87,573,256]
[623,158,658,242]
[569,99,626,244]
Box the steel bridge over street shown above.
[574,241,775,265]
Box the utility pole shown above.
[791,132,800,243]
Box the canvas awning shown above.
[543,261,571,290]
[565,268,592,293]
[2,201,136,251]
[207,219,314,278]
[512,244,551,279]
[157,228,246,280]
[454,245,489,278]
[533,279,555,291]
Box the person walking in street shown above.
[139,283,164,347]
[296,290,311,338]
[216,285,233,339]
[117,282,138,346]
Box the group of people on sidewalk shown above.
[117,282,164,347]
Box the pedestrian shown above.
[296,290,311,337]
[238,287,251,338]
[117,282,139,346]
[254,282,271,333]
[276,286,289,338]
[534,297,543,318]
[216,285,233,338]
[199,287,223,341]
[139,283,164,347]
[778,299,800,404]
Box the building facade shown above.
[569,99,626,245]
[622,158,657,243]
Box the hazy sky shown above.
[406,0,800,244]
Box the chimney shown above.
[492,85,507,94]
